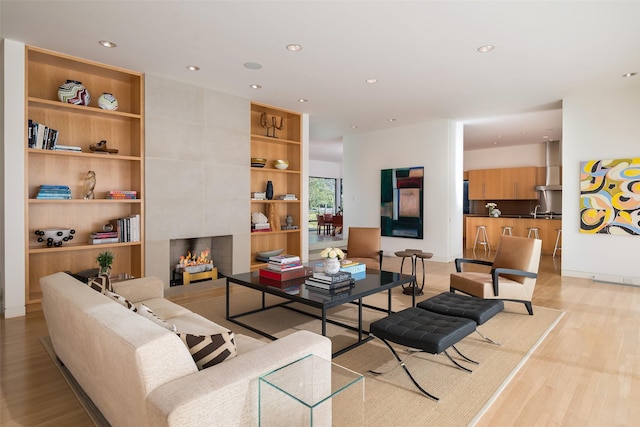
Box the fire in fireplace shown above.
[176,248,213,273]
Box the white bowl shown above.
[273,160,289,170]
[35,228,76,247]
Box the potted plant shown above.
[96,250,114,276]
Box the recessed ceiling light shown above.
[477,45,495,53]
[99,40,117,48]
[186,65,200,71]
[249,84,262,89]
[298,98,308,103]
[286,44,302,51]
[351,125,358,129]
[542,135,550,139]
[388,118,396,122]
[244,62,262,70]
[493,141,498,145]
[366,78,378,84]
[622,72,637,77]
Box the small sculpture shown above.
[84,170,96,200]
[259,113,285,138]
[90,139,119,154]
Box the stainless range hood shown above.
[535,140,562,214]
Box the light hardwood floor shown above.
[2,252,639,426]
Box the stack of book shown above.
[106,190,137,200]
[304,271,354,291]
[89,231,119,245]
[275,194,297,200]
[36,185,72,200]
[251,192,267,200]
[267,254,302,272]
[28,120,59,150]
[251,222,271,232]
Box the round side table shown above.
[394,249,433,299]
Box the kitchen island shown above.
[465,216,562,255]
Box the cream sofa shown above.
[40,272,331,427]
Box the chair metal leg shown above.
[475,328,501,346]
[369,335,439,401]
[443,350,473,373]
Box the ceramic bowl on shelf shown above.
[273,159,289,170]
[35,228,76,247]
[251,157,267,168]
[257,248,284,258]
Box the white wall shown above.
[309,159,342,179]
[343,119,463,263]
[2,39,26,318]
[464,143,546,170]
[562,80,640,284]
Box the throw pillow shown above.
[177,331,237,370]
[87,273,112,294]
[105,290,137,312]
[137,303,177,332]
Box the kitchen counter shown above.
[465,216,562,255]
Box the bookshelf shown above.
[250,102,302,271]
[25,46,145,311]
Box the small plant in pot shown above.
[96,250,114,276]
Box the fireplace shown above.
[169,235,232,286]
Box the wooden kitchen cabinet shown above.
[467,167,537,200]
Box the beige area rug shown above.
[182,286,564,427]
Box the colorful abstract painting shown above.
[381,167,423,239]
[580,158,640,235]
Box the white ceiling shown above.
[2,1,639,163]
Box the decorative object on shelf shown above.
[486,202,501,217]
[257,248,284,258]
[265,180,274,200]
[97,92,119,110]
[273,159,289,170]
[285,215,294,226]
[259,112,285,138]
[320,247,345,274]
[35,228,75,247]
[251,157,267,168]
[103,223,114,232]
[89,139,119,154]
[83,170,96,200]
[57,80,90,105]
[96,250,115,276]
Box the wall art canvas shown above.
[381,167,424,239]
[580,157,640,235]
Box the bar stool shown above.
[553,229,562,258]
[501,226,513,236]
[527,227,540,239]
[473,225,490,252]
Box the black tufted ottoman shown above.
[417,292,504,344]
[369,307,478,400]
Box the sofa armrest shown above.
[146,330,331,427]
[112,277,165,303]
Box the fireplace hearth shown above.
[169,235,232,286]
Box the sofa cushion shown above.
[177,331,237,370]
[87,274,112,294]
[138,303,177,332]
[105,289,137,312]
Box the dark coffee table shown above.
[226,269,415,357]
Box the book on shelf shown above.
[275,194,298,200]
[89,237,119,245]
[259,267,311,282]
[106,190,137,200]
[35,185,72,200]
[28,120,60,150]
[90,231,119,239]
[251,192,267,200]
[311,271,352,284]
[110,214,141,243]
[253,223,271,230]
[269,254,301,264]
[304,277,355,291]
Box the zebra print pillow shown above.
[176,331,237,370]
[87,274,112,294]
[105,290,137,312]
[137,303,177,332]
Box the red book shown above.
[259,267,312,282]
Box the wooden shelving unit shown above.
[250,102,302,271]
[25,46,145,310]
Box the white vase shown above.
[323,258,341,274]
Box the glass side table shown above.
[259,354,364,426]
